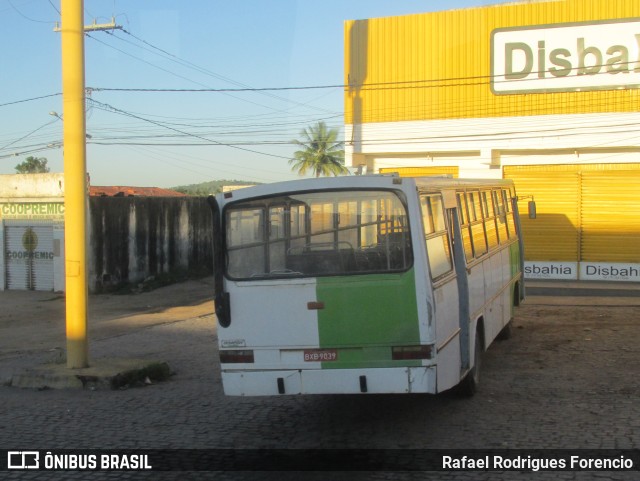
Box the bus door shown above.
[420,192,461,391]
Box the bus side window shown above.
[494,190,509,242]
[420,194,453,280]
[457,193,474,261]
[467,192,488,258]
[268,206,287,272]
[310,201,335,245]
[483,190,500,250]
[503,190,516,238]
[227,208,267,278]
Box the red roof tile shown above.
[89,186,188,197]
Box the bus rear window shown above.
[225,190,412,279]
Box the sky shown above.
[0,0,511,188]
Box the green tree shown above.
[15,156,50,174]
[289,121,348,177]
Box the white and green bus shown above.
[209,175,527,396]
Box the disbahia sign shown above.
[491,19,640,94]
[524,261,640,282]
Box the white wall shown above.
[0,173,65,199]
[345,112,640,174]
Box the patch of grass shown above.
[109,362,172,389]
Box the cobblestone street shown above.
[1,280,639,480]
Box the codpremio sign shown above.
[491,19,640,94]
[0,202,64,220]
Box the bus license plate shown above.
[304,349,338,362]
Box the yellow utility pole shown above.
[60,0,89,368]
[57,4,123,369]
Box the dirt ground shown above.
[1,278,638,376]
[1,281,638,481]
[0,277,215,366]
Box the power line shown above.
[0,144,60,160]
[113,28,337,115]
[87,57,640,94]
[122,144,284,183]
[7,0,56,24]
[87,98,293,161]
[47,0,60,15]
[86,33,215,89]
[0,118,59,151]
[92,28,336,116]
[86,33,306,115]
[88,84,345,94]
[0,93,62,109]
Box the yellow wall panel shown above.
[580,166,640,262]
[504,165,579,261]
[345,0,640,124]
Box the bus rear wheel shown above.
[457,329,482,397]
[498,286,518,340]
[497,321,512,340]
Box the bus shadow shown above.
[296,390,468,426]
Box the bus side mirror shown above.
[528,201,537,219]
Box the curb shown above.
[525,280,640,298]
[8,358,172,390]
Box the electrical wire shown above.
[87,98,293,160]
[7,0,56,24]
[0,93,62,109]
[0,118,59,151]
[90,28,337,117]
[112,29,337,115]
[47,0,60,15]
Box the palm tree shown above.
[289,121,349,177]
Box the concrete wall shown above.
[89,196,213,292]
[1,174,214,292]
[0,173,65,199]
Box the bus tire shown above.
[513,282,521,307]
[457,328,482,397]
[498,284,520,340]
[497,321,512,340]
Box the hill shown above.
[172,179,260,196]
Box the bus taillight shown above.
[220,350,254,364]
[392,345,433,360]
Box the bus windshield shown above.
[225,189,412,279]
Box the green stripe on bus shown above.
[316,269,421,368]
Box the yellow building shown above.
[344,0,640,282]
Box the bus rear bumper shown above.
[220,366,437,396]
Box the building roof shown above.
[89,186,188,197]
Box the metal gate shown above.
[504,163,640,263]
[4,223,54,291]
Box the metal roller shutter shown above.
[503,165,579,262]
[4,223,54,291]
[5,226,29,290]
[504,163,640,265]
[580,165,640,263]
[30,225,54,291]
[379,166,459,178]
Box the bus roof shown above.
[217,175,514,203]
[413,176,514,193]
